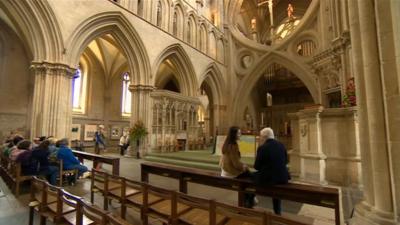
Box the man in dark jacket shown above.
[254,127,290,215]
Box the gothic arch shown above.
[199,22,208,52]
[153,44,198,96]
[186,12,198,46]
[172,2,185,39]
[154,0,171,30]
[65,11,151,85]
[209,30,217,59]
[232,51,320,121]
[199,63,226,106]
[0,0,64,62]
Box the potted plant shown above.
[129,120,148,158]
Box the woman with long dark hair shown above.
[219,126,248,177]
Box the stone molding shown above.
[30,61,76,78]
[128,84,155,92]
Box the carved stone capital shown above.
[30,61,76,78]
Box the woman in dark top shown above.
[31,140,59,185]
[15,140,37,176]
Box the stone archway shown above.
[152,44,198,97]
[199,63,227,136]
[233,51,320,123]
[0,0,68,139]
[66,12,152,128]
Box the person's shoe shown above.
[81,171,91,179]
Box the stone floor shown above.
[0,151,338,225]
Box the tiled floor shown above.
[0,151,336,225]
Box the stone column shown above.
[288,113,300,178]
[129,84,154,156]
[30,62,74,139]
[349,0,397,224]
[347,0,374,205]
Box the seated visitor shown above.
[10,139,30,161]
[15,140,37,176]
[253,127,290,215]
[32,140,59,185]
[47,137,59,160]
[57,138,88,182]
[219,126,255,208]
[219,126,249,178]
[3,135,24,158]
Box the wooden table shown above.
[72,150,120,176]
[141,162,341,225]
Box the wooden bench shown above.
[0,154,34,197]
[72,150,120,175]
[88,169,311,225]
[141,162,341,225]
[29,176,136,225]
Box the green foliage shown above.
[129,120,148,141]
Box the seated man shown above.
[57,138,88,183]
[253,127,290,215]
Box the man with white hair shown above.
[253,127,290,215]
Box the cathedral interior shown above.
[0,0,400,224]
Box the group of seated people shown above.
[1,133,89,185]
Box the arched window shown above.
[122,72,132,116]
[72,66,87,113]
[137,0,143,17]
[156,1,162,27]
[173,12,178,36]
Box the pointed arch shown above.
[217,37,225,63]
[199,63,226,106]
[0,0,64,62]
[209,30,217,59]
[172,2,185,39]
[154,0,170,30]
[199,22,208,52]
[232,51,320,122]
[186,12,198,46]
[65,12,151,85]
[153,44,198,96]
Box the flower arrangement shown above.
[342,77,356,107]
[129,120,148,142]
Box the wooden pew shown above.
[141,162,341,225]
[29,177,137,225]
[0,156,34,197]
[72,150,120,175]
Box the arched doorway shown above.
[234,60,316,148]
[151,45,200,152]
[0,19,32,141]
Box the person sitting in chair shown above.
[57,138,88,184]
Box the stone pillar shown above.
[349,0,397,224]
[288,113,300,178]
[347,0,375,205]
[129,84,154,157]
[297,107,326,184]
[30,62,74,139]
[161,100,166,152]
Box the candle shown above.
[261,112,264,125]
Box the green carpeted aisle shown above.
[144,150,255,171]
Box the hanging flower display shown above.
[342,77,356,107]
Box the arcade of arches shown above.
[1,0,400,224]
